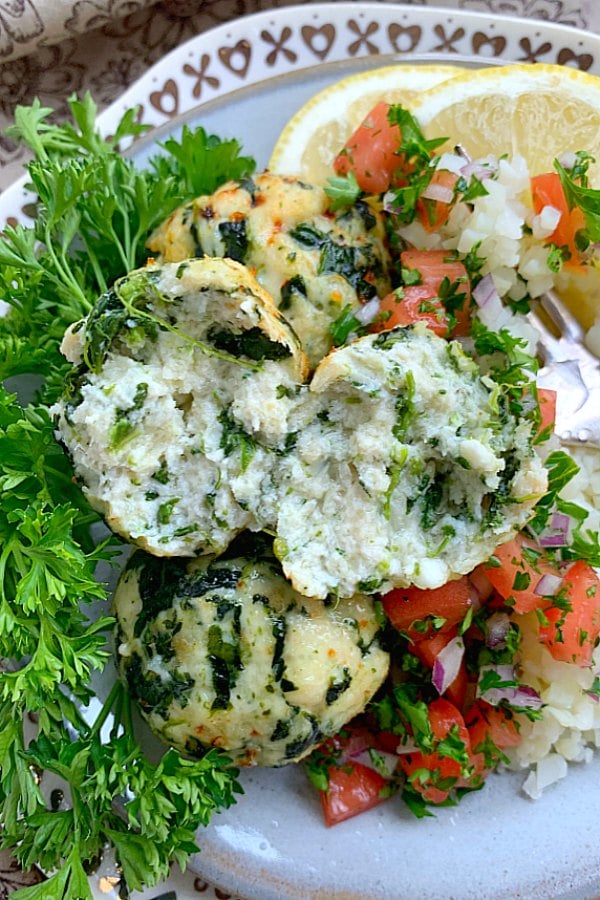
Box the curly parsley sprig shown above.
[0,95,254,896]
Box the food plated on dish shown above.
[1,56,600,900]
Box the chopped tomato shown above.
[382,576,472,640]
[320,762,389,826]
[410,628,469,710]
[373,249,471,337]
[531,172,586,268]
[375,285,447,336]
[537,387,557,439]
[480,535,560,614]
[538,560,600,666]
[415,169,459,232]
[464,700,521,782]
[397,698,471,804]
[333,101,403,194]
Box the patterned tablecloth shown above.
[0,0,598,898]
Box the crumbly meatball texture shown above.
[113,540,390,766]
[272,324,548,597]
[146,172,391,368]
[55,263,547,595]
[53,257,307,557]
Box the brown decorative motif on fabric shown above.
[0,0,43,60]
[0,850,45,897]
[66,0,143,36]
[183,53,220,99]
[557,46,594,70]
[261,26,296,67]
[518,36,552,62]
[149,77,179,117]
[387,23,422,54]
[347,18,380,56]
[214,890,232,900]
[218,39,252,78]
[472,30,506,56]
[300,23,335,61]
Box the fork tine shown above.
[538,289,585,342]
[525,303,562,365]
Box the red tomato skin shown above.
[531,172,586,268]
[538,560,600,666]
[463,700,521,783]
[374,250,471,337]
[537,387,557,438]
[397,699,470,804]
[333,101,402,195]
[481,535,560,614]
[415,169,459,232]
[382,576,472,640]
[410,628,468,710]
[375,286,448,336]
[321,762,388,826]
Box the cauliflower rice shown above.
[399,151,600,797]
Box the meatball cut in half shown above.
[113,535,390,766]
[147,172,391,368]
[53,257,307,557]
[272,322,548,599]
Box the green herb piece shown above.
[207,325,291,362]
[218,409,257,472]
[329,305,363,345]
[555,157,600,242]
[324,171,361,209]
[153,124,254,199]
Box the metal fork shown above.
[526,290,600,450]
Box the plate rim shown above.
[3,4,600,900]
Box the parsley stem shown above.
[89,678,123,740]
[79,236,108,295]
[43,226,90,313]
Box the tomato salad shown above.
[305,101,600,824]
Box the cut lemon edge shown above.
[269,63,464,185]
[411,63,600,182]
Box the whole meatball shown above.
[147,172,391,368]
[113,536,390,766]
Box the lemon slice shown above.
[269,63,463,184]
[412,63,600,330]
[411,63,600,183]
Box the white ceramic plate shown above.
[4,5,600,900]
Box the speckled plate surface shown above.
[3,5,600,900]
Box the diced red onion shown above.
[538,511,572,549]
[432,635,465,695]
[485,611,511,649]
[557,151,578,170]
[383,191,403,215]
[421,181,454,204]
[472,274,500,309]
[351,748,398,778]
[534,573,564,597]
[477,664,543,710]
[460,160,497,181]
[394,737,419,756]
[552,511,572,534]
[468,585,483,614]
[469,567,494,602]
[354,298,380,325]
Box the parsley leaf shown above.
[0,94,255,893]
